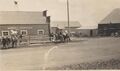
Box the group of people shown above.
[0,34,23,49]
[50,31,70,43]
[0,30,70,49]
[111,32,119,37]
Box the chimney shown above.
[43,10,47,17]
[46,16,51,23]
[46,16,51,37]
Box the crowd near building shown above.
[0,8,120,49]
[51,21,97,37]
[0,10,51,49]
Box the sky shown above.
[0,0,120,28]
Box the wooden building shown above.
[98,8,120,36]
[0,11,50,37]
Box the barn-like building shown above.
[98,8,120,36]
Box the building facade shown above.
[98,23,120,36]
[0,11,50,37]
[65,27,97,37]
[98,8,120,36]
[0,24,49,36]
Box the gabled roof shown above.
[51,21,81,29]
[99,8,120,24]
[0,11,46,24]
[76,26,97,29]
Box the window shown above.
[20,30,28,35]
[37,30,44,35]
[2,31,9,36]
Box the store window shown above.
[2,31,9,36]
[37,30,44,35]
[20,30,28,35]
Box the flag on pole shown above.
[14,0,18,5]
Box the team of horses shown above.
[50,32,70,43]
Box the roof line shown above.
[0,11,44,13]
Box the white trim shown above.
[2,31,9,36]
[37,29,44,35]
[20,30,28,35]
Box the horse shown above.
[63,34,71,42]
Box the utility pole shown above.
[67,0,70,35]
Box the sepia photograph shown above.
[0,0,120,71]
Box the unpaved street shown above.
[0,37,120,70]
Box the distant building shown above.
[51,21,98,37]
[76,27,98,37]
[98,8,120,36]
[65,27,79,35]
[51,27,60,33]
[0,11,50,37]
[65,26,97,37]
[51,21,81,34]
[51,21,81,29]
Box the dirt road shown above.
[0,37,120,70]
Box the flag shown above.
[14,1,18,5]
[11,30,18,35]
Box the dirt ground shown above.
[0,37,120,70]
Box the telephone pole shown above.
[67,0,70,35]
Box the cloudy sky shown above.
[0,0,120,28]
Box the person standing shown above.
[1,37,7,49]
[11,36,16,48]
[6,37,11,49]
